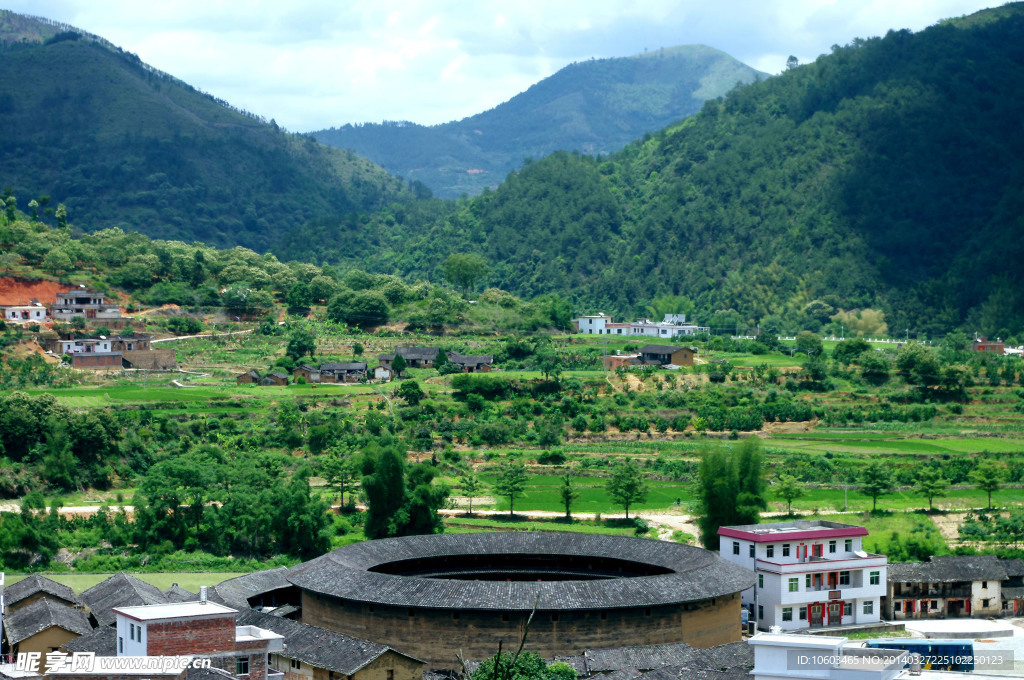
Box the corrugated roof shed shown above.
[80,573,168,627]
[3,598,93,645]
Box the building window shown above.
[894,602,902,612]
[782,544,790,557]
[983,599,991,608]
[829,540,837,553]
[845,539,853,551]
[758,605,764,620]
[839,571,850,586]
[387,671,394,680]
[749,544,755,558]
[788,578,799,592]
[864,601,874,615]
[291,660,301,670]
[758,574,764,588]
[129,623,135,641]
[782,607,793,622]
[799,606,807,620]
[982,581,988,589]
[806,574,812,588]
[870,571,880,585]
[733,541,740,555]
[551,613,558,622]
[236,658,250,676]
[119,637,123,653]
[766,545,774,558]
[844,602,852,616]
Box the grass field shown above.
[3,572,246,593]
[476,474,691,513]
[443,514,653,537]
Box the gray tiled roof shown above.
[888,555,1009,584]
[61,626,117,656]
[638,666,751,680]
[5,574,81,608]
[397,347,440,360]
[638,345,685,355]
[1003,586,1024,600]
[585,643,695,672]
[3,598,93,645]
[1000,558,1024,579]
[559,641,751,679]
[163,584,198,603]
[287,533,755,611]
[448,353,493,366]
[80,573,168,627]
[320,362,367,372]
[235,608,423,674]
[212,567,293,609]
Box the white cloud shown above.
[2,0,1003,130]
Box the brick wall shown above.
[146,616,236,656]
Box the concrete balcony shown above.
[756,554,887,574]
[776,584,887,606]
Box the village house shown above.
[80,573,171,629]
[110,335,152,352]
[1001,558,1024,616]
[973,336,1005,353]
[601,353,640,371]
[574,314,709,337]
[0,301,47,323]
[3,575,82,614]
[121,349,178,371]
[318,362,366,383]
[377,347,440,369]
[446,352,493,373]
[719,520,887,631]
[1,598,93,659]
[293,364,320,383]
[885,555,1007,619]
[236,370,261,385]
[49,289,123,322]
[43,337,123,370]
[261,372,289,387]
[638,344,696,367]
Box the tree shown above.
[970,460,1006,509]
[391,354,408,378]
[327,290,389,327]
[859,352,891,386]
[473,651,576,680]
[55,203,67,228]
[860,461,894,512]
[795,331,823,356]
[442,253,487,297]
[396,380,424,406]
[734,437,767,523]
[606,458,648,519]
[915,466,949,511]
[495,458,527,517]
[560,472,579,520]
[286,282,313,313]
[460,473,482,515]
[352,342,364,360]
[535,349,563,381]
[286,329,316,361]
[832,338,871,363]
[696,445,735,550]
[774,474,806,515]
[322,453,358,507]
[362,445,408,539]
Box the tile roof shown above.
[638,345,685,355]
[235,609,424,674]
[888,555,1009,583]
[320,362,367,371]
[448,353,493,366]
[585,643,695,672]
[163,584,198,603]
[3,598,93,645]
[559,641,752,679]
[287,533,755,611]
[60,626,118,656]
[4,574,81,608]
[1000,558,1024,579]
[212,567,293,609]
[80,573,169,627]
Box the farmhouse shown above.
[1,598,92,658]
[3,574,82,613]
[80,572,170,628]
[50,288,123,321]
[885,555,1007,619]
[293,364,320,383]
[719,520,887,631]
[287,532,754,667]
[378,347,440,369]
[236,370,261,385]
[318,362,366,383]
[262,372,289,386]
[973,336,1005,353]
[574,314,709,338]
[638,345,696,367]
[0,301,47,323]
[446,352,493,372]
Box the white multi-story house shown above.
[719,520,887,631]
[574,314,709,337]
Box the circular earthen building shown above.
[287,532,754,667]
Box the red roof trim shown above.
[718,526,868,543]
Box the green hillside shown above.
[313,45,766,198]
[0,11,416,251]
[289,4,1024,339]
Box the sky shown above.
[4,0,1003,132]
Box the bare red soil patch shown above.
[0,276,65,305]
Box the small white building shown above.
[1,302,47,323]
[719,520,887,631]
[749,632,907,680]
[574,314,709,337]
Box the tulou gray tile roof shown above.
[163,584,198,603]
[888,555,1009,584]
[212,567,293,609]
[235,608,423,674]
[61,626,117,656]
[5,574,81,608]
[80,572,168,627]
[287,533,755,612]
[4,598,93,645]
[585,643,695,672]
[552,641,751,679]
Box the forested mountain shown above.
[285,4,1024,339]
[313,46,766,198]
[0,11,416,252]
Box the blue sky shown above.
[3,0,1002,131]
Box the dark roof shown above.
[5,574,81,608]
[267,604,300,618]
[320,362,367,371]
[80,572,169,627]
[638,667,751,680]
[184,667,236,680]
[239,370,261,379]
[1000,558,1024,578]
[397,347,440,360]
[295,364,319,372]
[888,555,1009,584]
[267,371,289,380]
[585,643,695,673]
[163,584,198,603]
[212,567,293,609]
[1003,586,1024,600]
[448,352,493,366]
[287,533,755,612]
[638,345,685,355]
[61,626,117,656]
[3,598,93,645]
[560,641,751,679]
[235,608,424,674]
